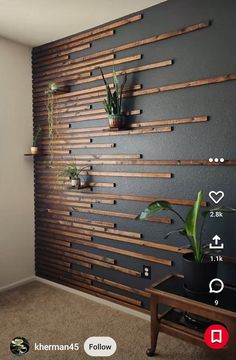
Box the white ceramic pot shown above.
[31,146,38,155]
[71,179,78,187]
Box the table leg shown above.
[226,319,236,360]
[146,297,159,357]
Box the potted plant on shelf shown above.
[31,126,42,155]
[60,161,88,188]
[100,67,127,130]
[136,190,236,294]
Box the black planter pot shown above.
[183,253,218,294]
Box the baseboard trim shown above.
[36,276,150,321]
[0,276,36,292]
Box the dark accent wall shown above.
[33,0,236,313]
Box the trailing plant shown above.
[60,161,88,180]
[33,126,42,147]
[136,190,236,263]
[45,82,60,162]
[100,67,127,116]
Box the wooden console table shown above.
[146,274,236,359]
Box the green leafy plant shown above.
[60,161,88,180]
[11,339,27,354]
[33,126,42,147]
[100,67,127,116]
[136,190,236,263]
[45,82,60,162]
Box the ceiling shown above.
[0,0,166,47]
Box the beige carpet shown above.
[0,281,222,360]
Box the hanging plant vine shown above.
[45,82,60,163]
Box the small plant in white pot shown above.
[60,161,88,188]
[31,126,42,155]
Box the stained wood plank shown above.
[50,192,207,207]
[130,116,208,128]
[34,54,115,78]
[34,21,209,68]
[65,60,173,86]
[40,127,172,140]
[34,55,142,87]
[33,55,142,92]
[33,14,142,54]
[36,245,141,277]
[67,207,172,223]
[36,238,115,264]
[33,43,91,64]
[36,217,141,239]
[129,73,236,98]
[33,30,115,59]
[37,238,172,266]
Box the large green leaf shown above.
[185,190,203,239]
[112,67,119,94]
[136,200,172,220]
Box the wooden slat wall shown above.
[33,11,236,312]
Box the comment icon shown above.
[209,278,224,294]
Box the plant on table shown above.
[136,190,236,293]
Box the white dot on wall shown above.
[220,158,225,163]
[214,158,219,163]
[209,158,213,162]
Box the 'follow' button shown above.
[84,337,117,357]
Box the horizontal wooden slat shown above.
[37,264,92,285]
[36,109,141,122]
[43,143,116,149]
[33,43,91,64]
[33,84,142,107]
[34,20,208,72]
[130,73,236,98]
[66,206,172,223]
[33,29,115,60]
[130,116,208,128]
[36,216,141,239]
[37,238,172,266]
[34,57,141,94]
[36,249,92,269]
[38,271,149,313]
[34,54,142,88]
[42,191,206,207]
[40,128,173,141]
[36,245,141,277]
[51,266,149,298]
[39,138,92,145]
[33,14,142,55]
[59,154,141,159]
[65,60,173,87]
[36,197,114,205]
[36,225,92,240]
[35,211,116,228]
[37,269,142,307]
[34,54,115,79]
[36,238,115,264]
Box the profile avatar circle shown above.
[10,337,29,356]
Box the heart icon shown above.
[209,191,224,204]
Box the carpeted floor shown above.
[0,281,222,359]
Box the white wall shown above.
[0,37,34,289]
